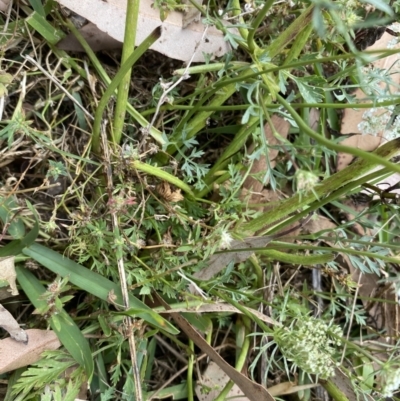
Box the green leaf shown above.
[16,266,94,380]
[98,315,112,337]
[25,11,65,45]
[0,72,13,85]
[0,83,7,97]
[264,4,314,58]
[0,208,39,257]
[22,243,179,335]
[296,80,323,103]
[115,308,166,323]
[28,0,46,17]
[0,239,27,258]
[283,22,313,65]
[52,313,94,377]
[312,6,326,38]
[354,356,374,392]
[71,92,88,131]
[359,0,394,16]
[0,196,25,238]
[176,245,193,252]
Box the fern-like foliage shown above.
[11,350,86,400]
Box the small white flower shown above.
[274,317,342,379]
[136,239,146,249]
[346,12,361,27]
[295,170,319,192]
[219,230,233,250]
[388,22,400,33]
[164,95,174,105]
[358,107,392,136]
[387,38,399,49]
[346,0,358,7]
[381,367,400,397]
[244,3,254,12]
[159,79,173,90]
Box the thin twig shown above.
[2,0,13,34]
[340,272,362,364]
[153,334,188,364]
[142,26,210,146]
[101,124,143,400]
[148,343,236,400]
[23,55,94,120]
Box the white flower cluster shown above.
[389,22,400,33]
[295,170,319,193]
[219,230,233,250]
[380,367,400,397]
[275,318,343,379]
[344,11,361,27]
[358,106,393,135]
[358,105,400,141]
[388,22,400,48]
[342,0,359,8]
[387,37,399,49]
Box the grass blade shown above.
[22,243,179,335]
[25,11,64,45]
[16,266,94,379]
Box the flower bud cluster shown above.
[295,170,319,193]
[274,317,343,379]
[380,367,400,397]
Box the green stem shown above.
[340,336,383,365]
[378,205,390,244]
[174,48,400,77]
[92,27,161,153]
[301,236,400,251]
[212,49,400,89]
[130,159,195,198]
[65,18,165,146]
[263,4,314,59]
[195,119,260,198]
[277,94,400,175]
[262,167,393,236]
[249,255,263,288]
[241,137,400,233]
[231,0,249,40]
[113,0,140,145]
[170,68,256,149]
[142,98,400,113]
[63,19,109,84]
[268,242,400,264]
[258,249,334,265]
[214,317,251,401]
[247,0,274,53]
[169,87,220,144]
[187,340,194,401]
[320,379,351,401]
[49,45,87,80]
